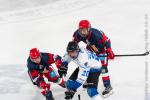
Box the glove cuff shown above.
[106,48,112,52]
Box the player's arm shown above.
[27,63,50,95]
[101,31,111,49]
[46,53,68,78]
[87,31,111,54]
[47,53,62,69]
[101,32,115,59]
[27,62,47,87]
[28,69,44,86]
[57,53,72,78]
[72,31,81,43]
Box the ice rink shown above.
[0,0,150,100]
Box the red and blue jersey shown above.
[73,28,111,53]
[27,53,61,71]
[27,52,62,86]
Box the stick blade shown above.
[145,51,150,55]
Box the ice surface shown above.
[0,0,149,100]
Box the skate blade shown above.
[102,90,114,98]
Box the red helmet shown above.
[29,48,40,59]
[79,20,91,29]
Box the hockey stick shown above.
[88,44,149,57]
[78,95,81,100]
[114,51,150,57]
[97,51,150,57]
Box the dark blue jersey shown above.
[73,28,111,53]
[27,53,52,72]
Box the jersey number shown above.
[82,70,89,77]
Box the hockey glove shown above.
[58,62,68,78]
[40,82,50,90]
[65,89,76,100]
[106,48,115,59]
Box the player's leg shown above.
[64,67,79,99]
[35,76,54,100]
[100,55,113,97]
[44,66,66,88]
[68,67,79,81]
[45,90,54,100]
[101,65,113,97]
[86,70,101,100]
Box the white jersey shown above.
[63,47,102,84]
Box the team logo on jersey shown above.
[88,52,101,61]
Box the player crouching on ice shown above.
[27,48,66,100]
[61,41,103,100]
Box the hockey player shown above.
[72,20,115,97]
[61,41,103,100]
[27,48,66,100]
